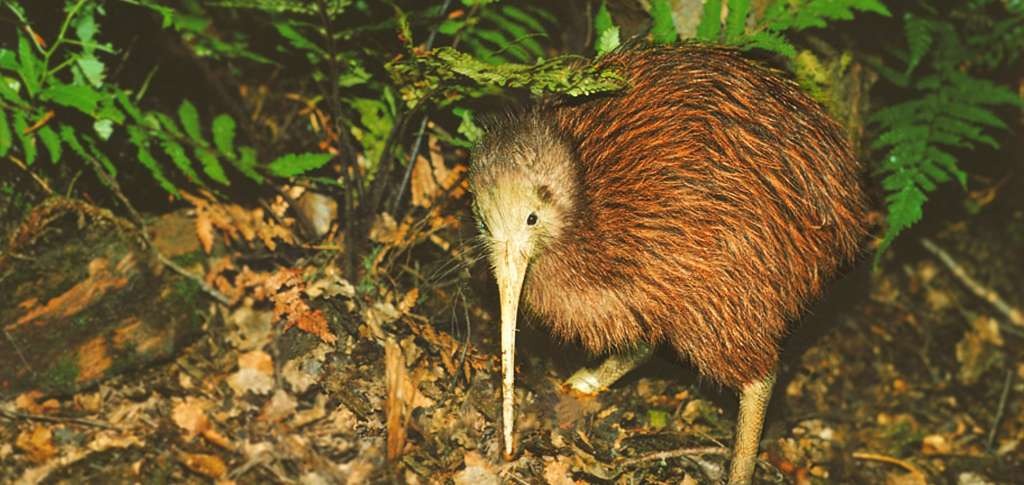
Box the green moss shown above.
[43,355,80,394]
[170,249,206,269]
[169,277,204,333]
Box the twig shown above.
[921,238,1024,327]
[0,408,120,431]
[852,451,928,481]
[387,0,453,215]
[156,252,231,305]
[4,329,34,377]
[986,368,1014,452]
[618,446,730,467]
[390,116,430,214]
[315,0,361,281]
[7,155,55,195]
[75,149,234,306]
[78,150,146,228]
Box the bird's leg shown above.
[564,344,653,394]
[727,371,776,485]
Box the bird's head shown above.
[467,111,580,458]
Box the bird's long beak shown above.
[494,241,528,460]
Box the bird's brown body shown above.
[469,44,868,482]
[475,45,868,385]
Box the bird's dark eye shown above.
[526,212,538,226]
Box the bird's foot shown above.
[564,367,606,395]
[563,344,654,395]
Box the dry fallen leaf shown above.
[921,434,953,455]
[15,425,56,463]
[73,391,103,414]
[543,455,577,485]
[15,391,58,415]
[369,212,400,244]
[172,396,211,438]
[363,301,401,339]
[178,451,227,479]
[172,397,234,450]
[227,350,275,396]
[183,191,296,254]
[410,135,467,208]
[453,451,499,485]
[265,269,336,344]
[955,315,1005,385]
[398,288,419,314]
[259,389,298,424]
[225,305,275,351]
[291,393,329,429]
[386,339,414,461]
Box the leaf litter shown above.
[0,145,1022,485]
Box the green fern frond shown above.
[595,0,620,55]
[871,70,1020,259]
[649,0,679,45]
[694,0,890,58]
[389,47,627,108]
[206,0,351,16]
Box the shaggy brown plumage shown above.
[470,44,868,388]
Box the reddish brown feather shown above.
[472,45,869,388]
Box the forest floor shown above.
[1,185,1022,485]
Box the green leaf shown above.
[83,134,118,177]
[153,112,183,137]
[274,22,324,55]
[903,14,933,76]
[453,107,483,144]
[743,31,796,58]
[394,4,413,48]
[0,76,23,104]
[592,2,621,53]
[12,112,36,165]
[594,0,614,38]
[59,124,85,155]
[0,110,10,156]
[17,35,40,95]
[725,0,751,42]
[116,91,146,124]
[502,5,546,33]
[429,47,626,97]
[76,55,107,87]
[596,27,621,56]
[0,48,18,71]
[475,28,531,62]
[38,125,61,164]
[93,119,114,140]
[350,97,393,165]
[40,83,103,114]
[160,139,202,184]
[481,9,545,58]
[267,152,333,177]
[196,148,231,186]
[234,146,264,183]
[212,114,236,158]
[178,100,204,144]
[438,19,464,36]
[649,0,678,44]
[127,126,178,196]
[696,0,722,41]
[876,184,926,261]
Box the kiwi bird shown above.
[468,45,868,484]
